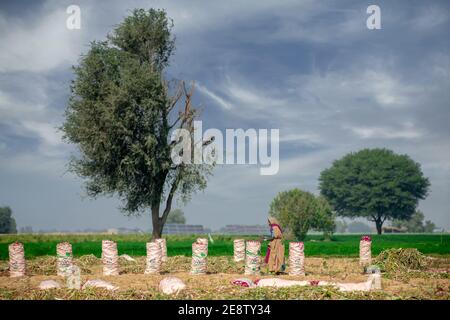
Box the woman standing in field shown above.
[265,217,285,274]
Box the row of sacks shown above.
[7,239,168,277]
[7,238,208,277]
[7,236,372,277]
[236,236,372,276]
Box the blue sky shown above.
[0,0,449,231]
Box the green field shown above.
[0,233,448,260]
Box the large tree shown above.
[0,207,17,234]
[319,148,430,234]
[62,9,212,239]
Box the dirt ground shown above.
[0,256,448,300]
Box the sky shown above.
[0,0,449,232]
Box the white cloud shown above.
[0,82,68,171]
[0,4,89,72]
[21,121,62,147]
[346,124,424,140]
[290,67,421,111]
[280,133,322,144]
[197,84,232,110]
[226,81,286,110]
[197,77,290,121]
[0,90,48,120]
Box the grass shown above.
[0,233,449,260]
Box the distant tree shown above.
[0,207,17,234]
[166,208,186,224]
[19,226,33,233]
[335,220,348,233]
[424,220,436,233]
[392,210,436,233]
[61,9,213,239]
[269,189,335,240]
[392,210,423,232]
[347,221,372,233]
[319,148,430,234]
[9,218,17,234]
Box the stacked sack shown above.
[245,240,261,275]
[191,238,208,275]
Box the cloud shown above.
[21,120,67,157]
[280,133,323,145]
[225,80,286,110]
[346,124,424,140]
[0,0,449,230]
[0,4,89,73]
[197,84,233,110]
[0,89,48,121]
[289,67,423,113]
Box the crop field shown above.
[0,254,449,300]
[0,234,448,300]
[0,234,449,260]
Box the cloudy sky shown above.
[0,0,449,232]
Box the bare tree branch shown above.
[167,82,184,113]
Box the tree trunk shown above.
[152,223,163,239]
[151,205,163,239]
[150,170,180,240]
[375,219,383,235]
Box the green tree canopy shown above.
[166,208,186,224]
[319,148,430,234]
[108,8,175,72]
[0,207,17,234]
[61,9,212,239]
[269,189,335,240]
[424,220,436,233]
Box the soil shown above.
[0,256,448,300]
